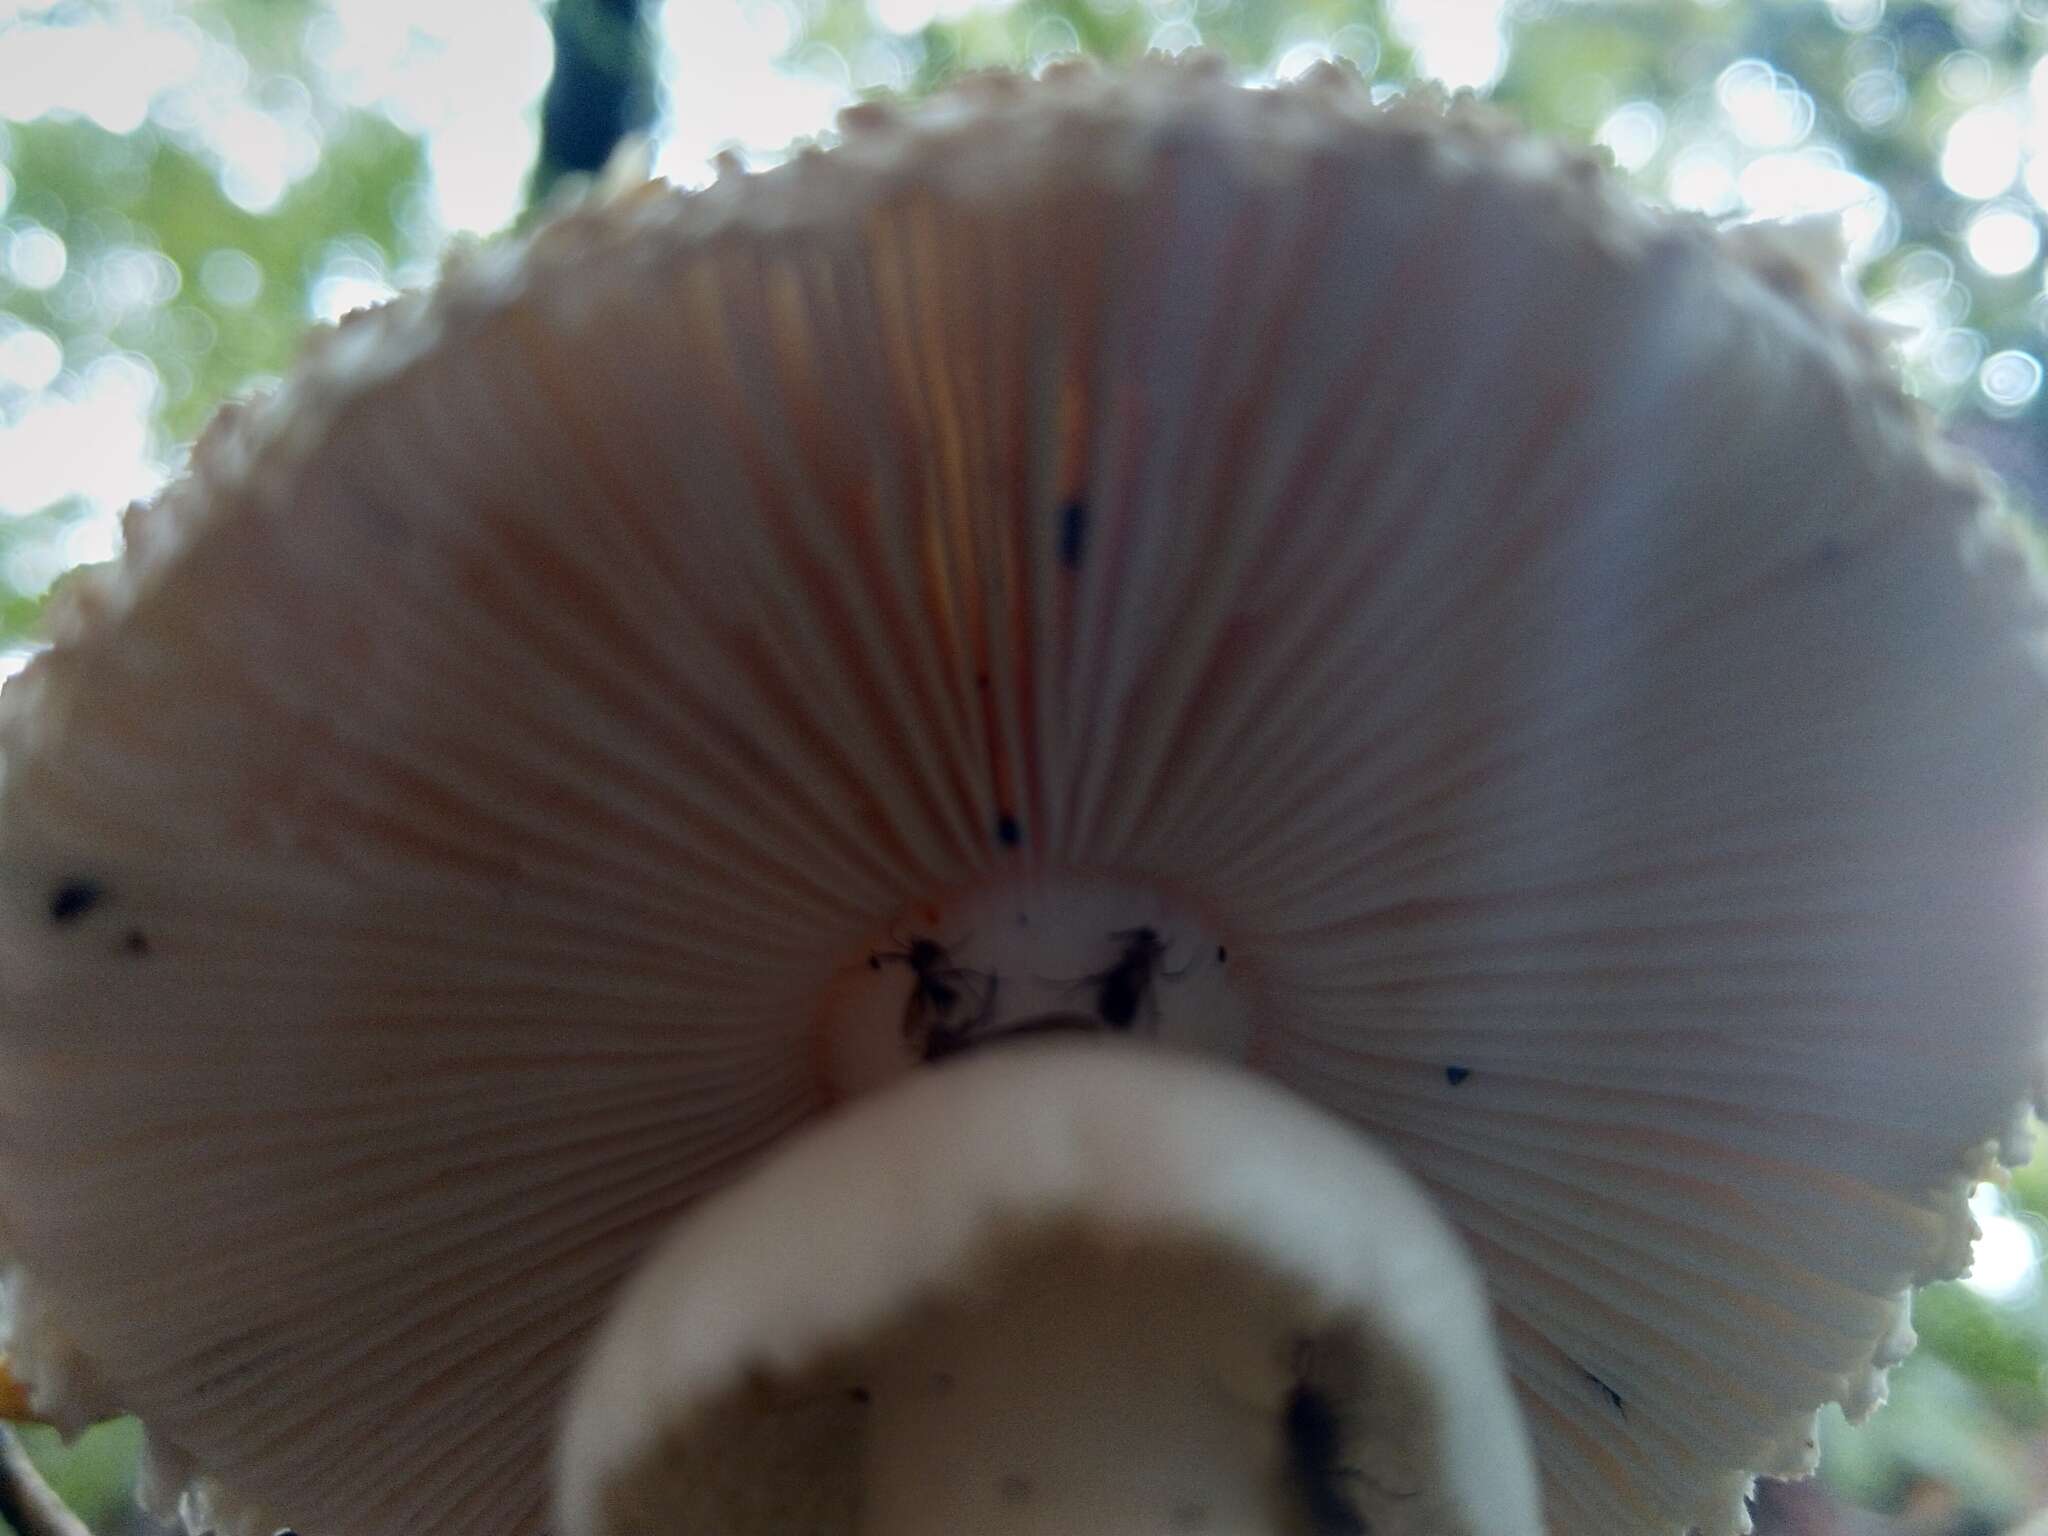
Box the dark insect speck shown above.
[1444,1066,1471,1086]
[1058,499,1088,570]
[996,813,1022,847]
[49,880,103,925]
[1581,1369,1626,1417]
[1080,927,1188,1031]
[1216,945,1228,963]
[848,1386,871,1405]
[122,929,150,957]
[871,935,998,1061]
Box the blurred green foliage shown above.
[1,109,420,444]
[9,1421,145,1536]
[0,0,430,637]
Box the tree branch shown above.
[531,0,661,207]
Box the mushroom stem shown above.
[560,1046,1540,1536]
[0,1427,92,1536]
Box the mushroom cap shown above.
[558,1043,1541,1536]
[1,57,2045,1536]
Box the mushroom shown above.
[559,1044,1541,1536]
[0,55,2044,1536]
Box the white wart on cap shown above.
[0,57,2044,1536]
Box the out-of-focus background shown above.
[1,1,2046,1533]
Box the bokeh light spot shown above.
[1930,325,1989,387]
[1596,101,1664,174]
[1979,347,2045,412]
[93,246,181,314]
[869,0,941,33]
[1329,24,1381,78]
[199,249,264,309]
[1965,201,2041,275]
[1938,49,1995,103]
[1388,0,1506,91]
[1845,68,1905,129]
[1717,58,1814,149]
[0,321,63,394]
[1737,150,1894,266]
[1271,39,1331,81]
[1942,101,2024,199]
[308,242,396,324]
[1668,146,1740,216]
[5,224,68,290]
[1025,16,1082,66]
[850,37,910,92]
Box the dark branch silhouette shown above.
[531,0,661,207]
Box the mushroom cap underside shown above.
[1,58,2045,1536]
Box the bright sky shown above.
[1966,1181,2044,1305]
